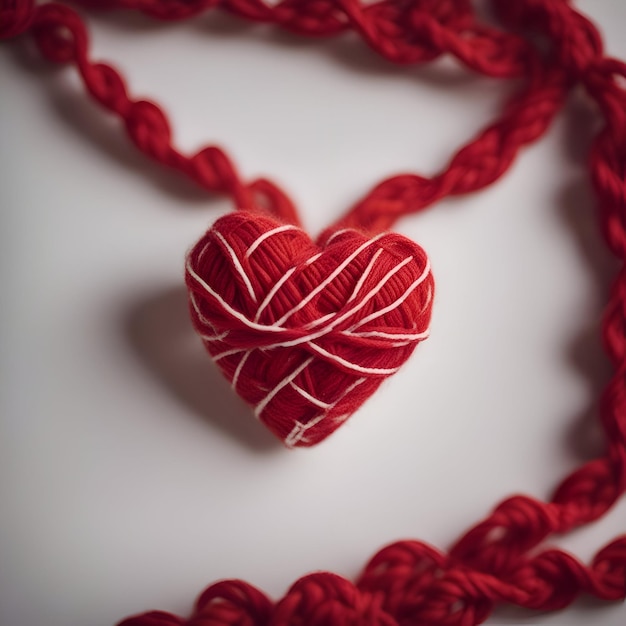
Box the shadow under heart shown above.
[124,284,280,453]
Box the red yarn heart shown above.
[185,211,434,447]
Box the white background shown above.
[1,1,625,625]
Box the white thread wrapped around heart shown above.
[185,211,434,447]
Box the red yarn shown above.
[2,0,625,624]
[186,211,433,446]
[0,0,34,38]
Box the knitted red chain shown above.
[2,0,625,624]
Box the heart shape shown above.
[185,211,434,447]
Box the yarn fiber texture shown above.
[186,212,433,447]
[1,0,625,624]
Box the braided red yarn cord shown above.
[1,0,625,624]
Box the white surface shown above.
[1,2,625,625]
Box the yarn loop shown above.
[0,0,34,39]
